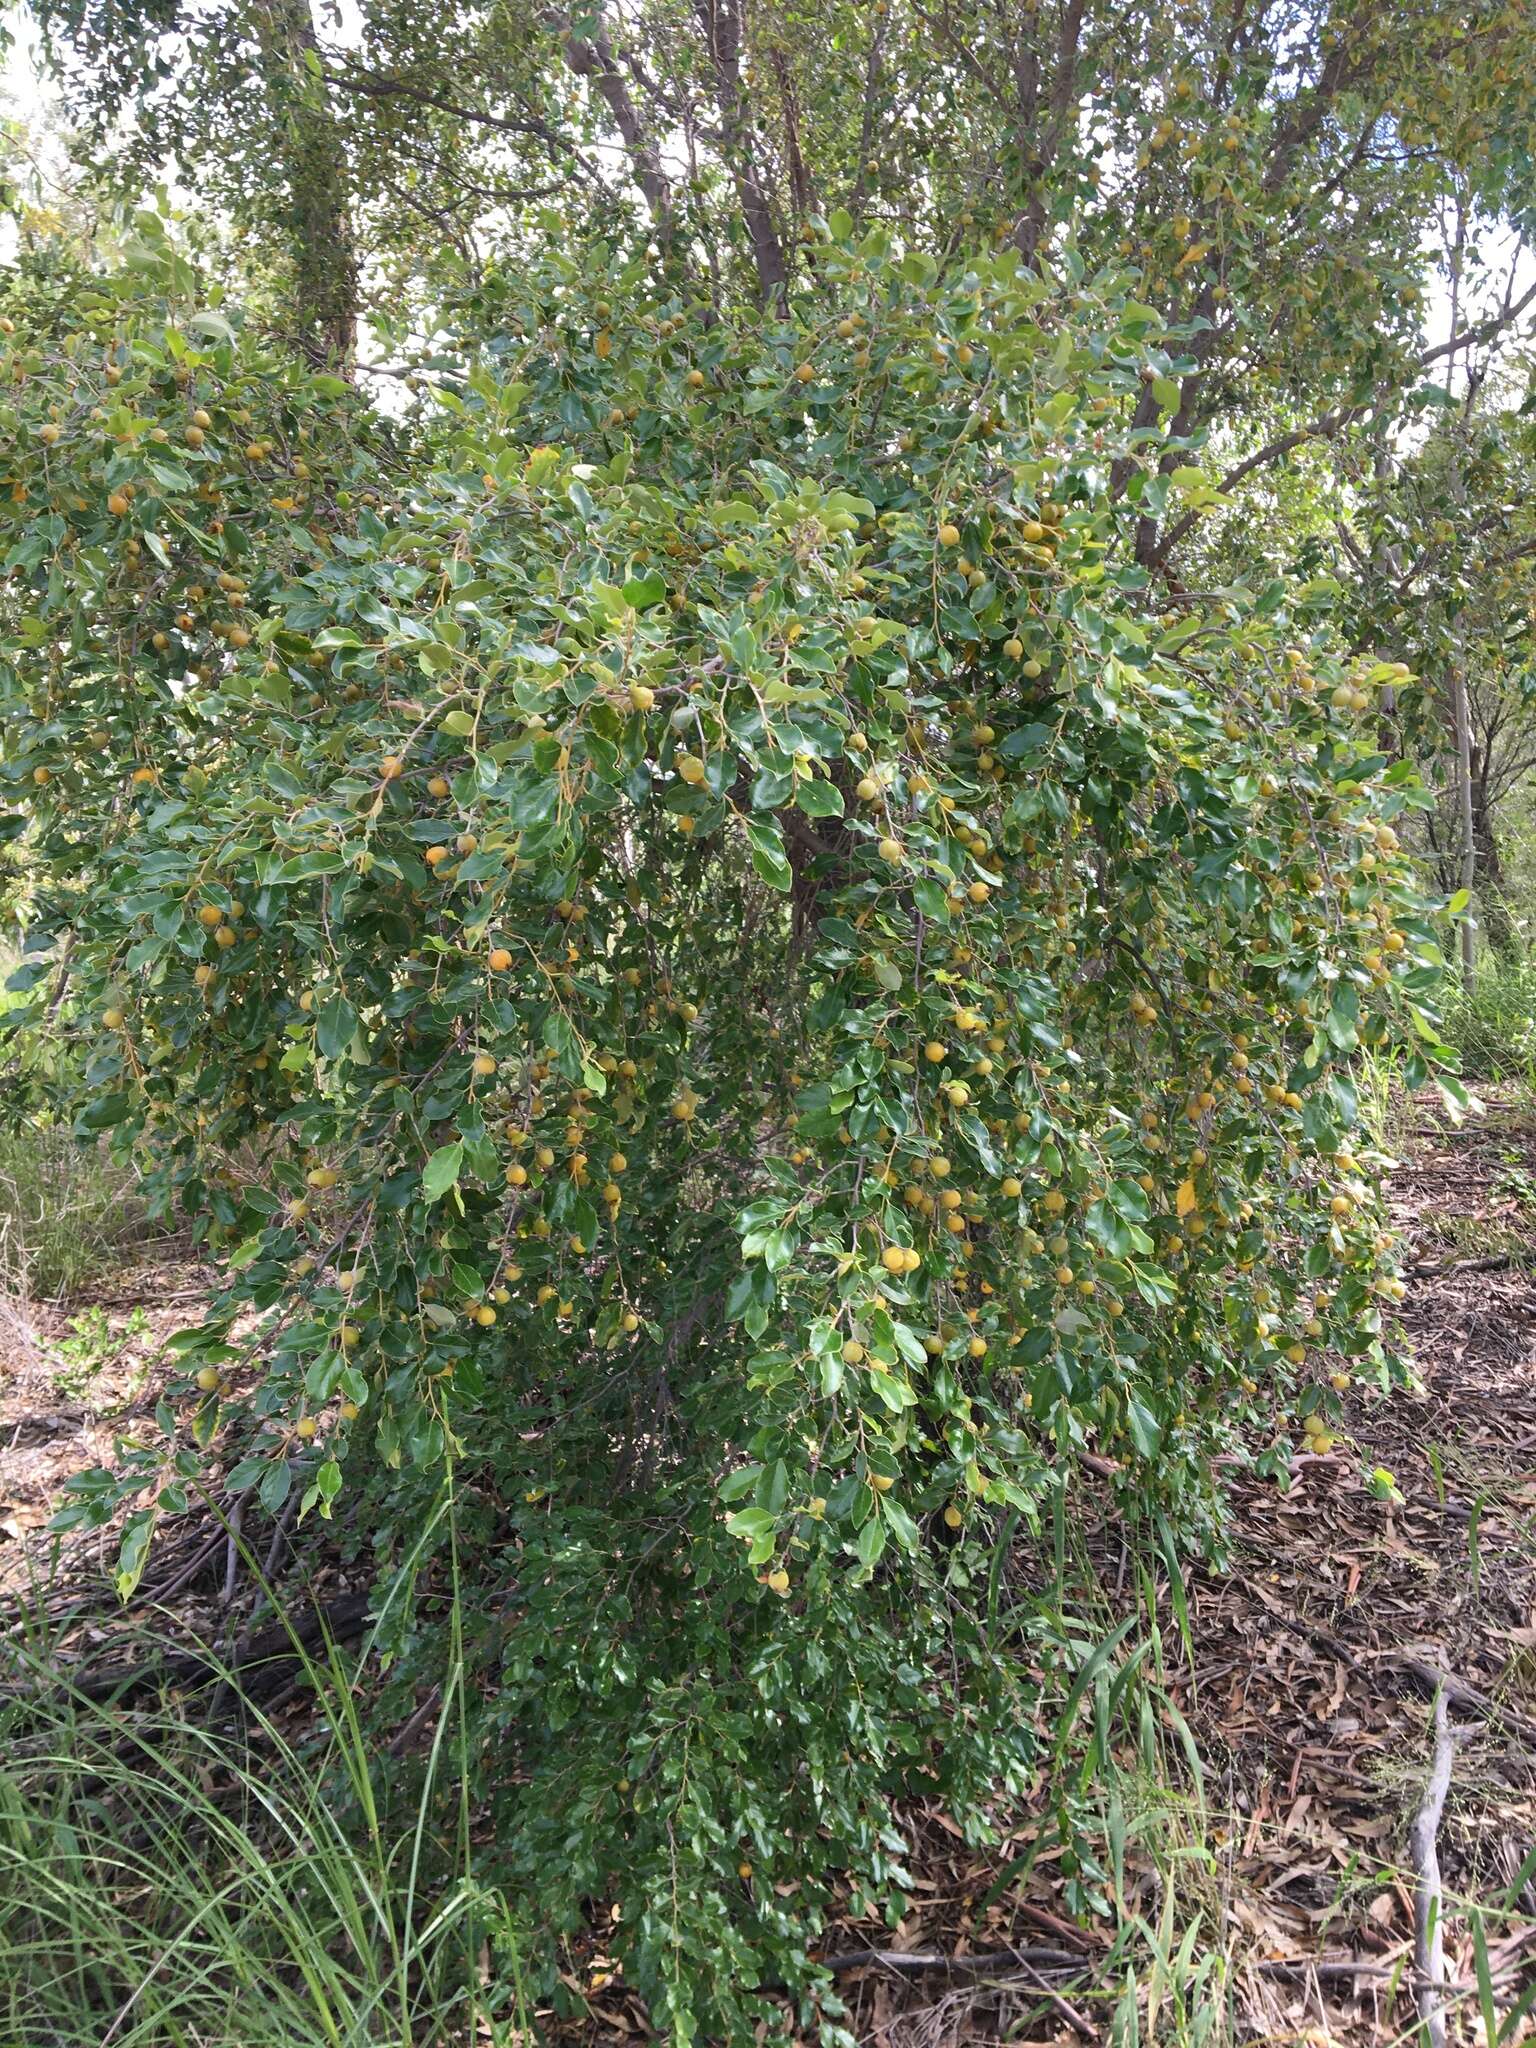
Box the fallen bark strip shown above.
[1410,1690,1457,2048]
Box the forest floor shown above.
[1,1101,1534,2045]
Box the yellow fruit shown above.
[473,1304,497,1327]
[295,1415,318,1439]
[101,1007,124,1030]
[938,522,961,546]
[194,1366,222,1393]
[877,837,902,864]
[196,903,223,929]
[1003,637,1023,659]
[488,947,512,971]
[628,682,655,711]
[1000,1176,1021,1198]
[943,1504,963,1529]
[380,755,404,780]
[339,1400,361,1421]
[869,1472,895,1492]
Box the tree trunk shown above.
[695,0,789,311]
[252,0,359,367]
[1450,660,1477,983]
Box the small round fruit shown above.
[194,1366,222,1394]
[295,1415,319,1440]
[101,1006,124,1030]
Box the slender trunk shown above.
[696,0,788,311]
[562,13,673,232]
[252,0,359,367]
[1451,658,1477,982]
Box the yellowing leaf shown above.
[1175,1178,1198,1217]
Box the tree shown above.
[0,195,1456,2028]
[30,0,358,362]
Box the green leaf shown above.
[795,776,845,819]
[422,1141,464,1203]
[316,995,359,1061]
[746,817,793,891]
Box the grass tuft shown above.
[0,1123,154,1302]
[0,1596,531,2048]
[1438,957,1536,1087]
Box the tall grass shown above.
[1438,955,1536,1087]
[0,1122,156,1301]
[0,1521,530,2046]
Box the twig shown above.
[1410,1690,1456,2048]
[220,1497,244,1607]
[142,1523,226,1603]
[1013,1955,1097,2038]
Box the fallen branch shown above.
[1381,1649,1536,1739]
[813,1945,1086,1977]
[1410,1691,1457,2048]
[1,1591,371,1711]
[1407,1252,1529,1279]
[1234,1576,1536,1739]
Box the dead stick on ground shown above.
[1407,1252,1528,1278]
[1411,1689,1456,2048]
